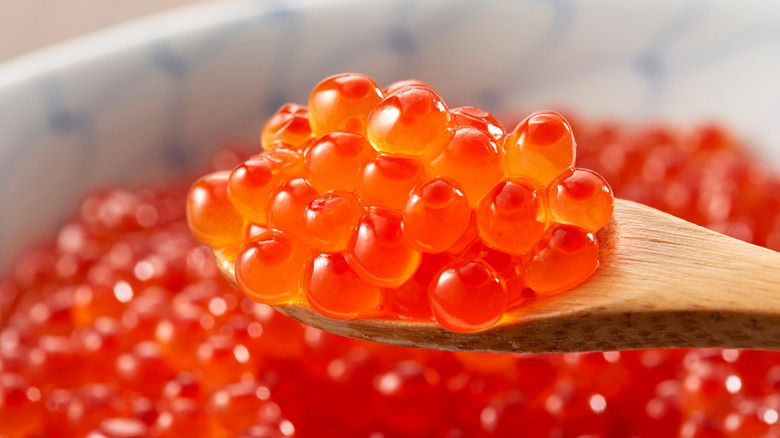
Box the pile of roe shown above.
[187,74,615,332]
[0,108,779,437]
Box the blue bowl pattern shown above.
[1,0,780,271]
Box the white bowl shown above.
[2,0,780,271]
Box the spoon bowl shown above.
[216,199,780,353]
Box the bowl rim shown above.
[0,0,335,90]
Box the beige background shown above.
[0,0,202,62]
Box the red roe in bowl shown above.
[6,94,780,437]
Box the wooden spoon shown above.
[215,199,780,353]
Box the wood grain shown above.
[217,199,780,353]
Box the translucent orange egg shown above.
[304,132,376,193]
[548,167,614,232]
[366,86,454,156]
[234,230,309,305]
[386,252,453,320]
[308,73,384,137]
[115,341,173,397]
[476,178,549,255]
[524,225,599,295]
[427,127,506,206]
[383,79,434,95]
[444,211,479,255]
[0,374,43,437]
[227,152,302,225]
[244,223,268,240]
[207,382,272,434]
[451,106,506,142]
[186,172,246,248]
[357,155,428,210]
[304,192,363,252]
[260,103,313,150]
[153,398,207,437]
[196,335,253,386]
[467,241,525,307]
[428,260,507,333]
[402,178,470,253]
[346,208,421,288]
[267,178,319,243]
[504,111,575,185]
[89,418,149,438]
[265,143,304,166]
[303,253,383,319]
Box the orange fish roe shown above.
[382,78,434,95]
[451,106,506,142]
[303,132,376,193]
[266,178,319,243]
[426,126,506,206]
[366,86,454,156]
[303,192,362,252]
[402,178,471,253]
[428,260,507,333]
[307,73,384,138]
[357,155,428,210]
[3,111,780,437]
[185,172,245,249]
[227,151,302,225]
[548,168,615,232]
[524,225,600,295]
[188,73,614,332]
[235,230,308,305]
[347,208,422,288]
[504,111,576,185]
[260,104,313,150]
[303,253,384,318]
[476,178,550,256]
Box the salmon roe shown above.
[307,73,384,138]
[504,111,576,185]
[3,106,780,436]
[191,73,614,332]
[260,104,313,150]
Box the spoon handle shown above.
[572,199,780,350]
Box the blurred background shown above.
[0,0,197,62]
[2,2,780,437]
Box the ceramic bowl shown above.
[2,0,780,271]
